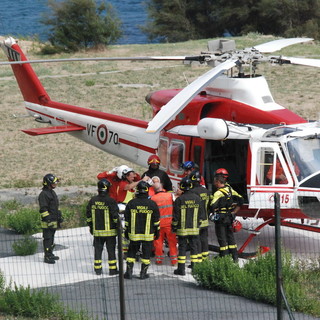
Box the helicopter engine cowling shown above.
[197,118,229,140]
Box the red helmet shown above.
[215,168,229,178]
[148,154,160,165]
[232,220,242,233]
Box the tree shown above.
[41,0,122,52]
[143,0,320,42]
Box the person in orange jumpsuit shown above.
[266,160,288,184]
[151,176,178,266]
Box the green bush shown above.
[0,284,91,319]
[41,0,123,52]
[6,208,41,235]
[12,236,38,256]
[60,202,88,229]
[193,252,320,317]
[0,270,5,293]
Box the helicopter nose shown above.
[298,196,320,219]
[298,174,320,219]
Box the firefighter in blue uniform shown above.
[172,177,205,275]
[210,175,243,262]
[124,181,160,280]
[86,178,120,275]
[39,173,62,264]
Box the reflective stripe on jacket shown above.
[124,196,160,241]
[172,191,205,236]
[86,194,119,237]
[38,187,59,229]
[190,185,211,228]
[210,185,243,214]
[151,191,173,227]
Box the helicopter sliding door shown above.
[204,139,248,199]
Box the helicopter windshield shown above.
[287,136,320,181]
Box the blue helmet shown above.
[181,161,195,170]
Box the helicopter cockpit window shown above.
[158,138,168,170]
[287,136,320,181]
[256,147,288,185]
[169,140,184,173]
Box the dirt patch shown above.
[0,186,96,206]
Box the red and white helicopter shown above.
[1,36,320,255]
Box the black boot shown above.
[174,263,186,276]
[44,248,55,264]
[50,244,59,260]
[44,254,55,264]
[230,248,239,263]
[109,269,119,276]
[139,263,149,280]
[95,268,102,275]
[124,262,133,279]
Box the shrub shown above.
[41,0,123,52]
[0,200,21,211]
[59,202,88,229]
[6,208,41,235]
[0,270,5,293]
[193,252,320,317]
[0,284,91,319]
[12,236,38,256]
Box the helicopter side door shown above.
[249,142,295,209]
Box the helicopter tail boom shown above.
[0,37,50,105]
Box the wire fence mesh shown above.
[0,191,320,320]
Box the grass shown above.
[0,196,89,233]
[0,282,91,319]
[0,34,319,188]
[193,252,320,317]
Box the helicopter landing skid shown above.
[208,218,274,259]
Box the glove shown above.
[209,213,220,222]
[88,223,93,235]
[154,228,160,240]
[57,210,63,222]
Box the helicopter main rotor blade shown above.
[146,59,237,133]
[0,55,206,66]
[276,56,320,68]
[253,38,313,53]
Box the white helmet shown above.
[116,165,130,179]
[122,167,134,179]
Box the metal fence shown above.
[0,192,320,320]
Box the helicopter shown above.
[1,36,320,255]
